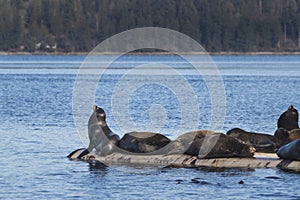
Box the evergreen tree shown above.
[1,0,300,52]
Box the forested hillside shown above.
[1,0,300,53]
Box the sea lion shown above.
[288,129,300,141]
[274,128,290,145]
[277,105,299,131]
[227,128,289,153]
[166,130,216,154]
[176,130,215,143]
[276,138,300,161]
[184,133,255,158]
[118,132,171,153]
[78,105,120,158]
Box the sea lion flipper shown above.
[77,149,90,158]
[67,148,87,159]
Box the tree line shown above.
[1,0,300,53]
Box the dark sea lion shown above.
[118,131,171,153]
[166,130,215,155]
[227,128,289,153]
[276,138,300,161]
[184,133,255,159]
[176,130,215,143]
[274,128,290,145]
[78,105,120,158]
[288,128,300,141]
[277,105,299,131]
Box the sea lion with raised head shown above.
[277,105,299,131]
[78,105,120,158]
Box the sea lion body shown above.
[185,133,255,158]
[277,105,299,131]
[274,128,290,145]
[166,130,254,158]
[166,130,215,154]
[175,130,215,144]
[79,105,120,158]
[119,132,171,153]
[277,138,300,161]
[227,128,288,153]
[288,128,300,141]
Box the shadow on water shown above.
[160,165,255,187]
[88,162,109,175]
[162,165,255,174]
[277,168,300,175]
[194,166,255,173]
[87,161,166,176]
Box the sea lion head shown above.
[288,105,295,111]
[93,105,106,122]
[288,105,299,117]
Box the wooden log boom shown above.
[69,149,300,172]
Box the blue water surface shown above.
[1,54,300,199]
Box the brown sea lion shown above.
[274,128,290,145]
[185,133,255,158]
[277,105,299,131]
[73,106,173,156]
[78,105,120,158]
[118,131,171,153]
[288,129,300,141]
[227,128,289,153]
[165,130,215,155]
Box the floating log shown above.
[69,149,300,172]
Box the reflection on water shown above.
[88,162,109,175]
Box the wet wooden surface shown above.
[70,149,300,171]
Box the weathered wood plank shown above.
[69,149,300,171]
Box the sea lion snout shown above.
[249,146,256,155]
[93,105,106,121]
[93,104,98,111]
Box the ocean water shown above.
[1,54,300,199]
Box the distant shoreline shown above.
[1,51,300,56]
